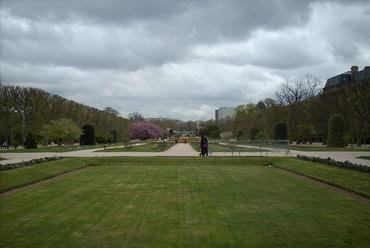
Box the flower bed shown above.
[0,157,64,170]
[296,154,370,172]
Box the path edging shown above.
[272,164,370,200]
[0,166,87,195]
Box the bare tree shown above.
[128,112,144,121]
[304,74,322,98]
[104,107,120,116]
[275,74,322,105]
[0,86,14,144]
[7,87,49,145]
[9,87,34,145]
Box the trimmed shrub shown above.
[250,128,259,140]
[80,125,95,145]
[110,130,118,143]
[256,101,266,111]
[24,133,37,149]
[255,131,267,140]
[204,125,221,139]
[274,123,287,140]
[95,134,108,144]
[235,129,245,139]
[327,114,345,147]
[41,118,82,145]
[343,133,354,146]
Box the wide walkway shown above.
[162,143,198,156]
[0,144,198,164]
[62,143,199,157]
[1,144,369,166]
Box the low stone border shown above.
[0,156,64,171]
[297,154,370,173]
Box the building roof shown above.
[325,71,351,89]
[324,66,370,91]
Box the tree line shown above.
[210,76,370,145]
[0,86,129,146]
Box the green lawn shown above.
[0,144,113,153]
[99,143,174,152]
[0,158,90,192]
[1,157,369,248]
[289,145,370,151]
[190,142,264,152]
[271,157,370,197]
[358,156,370,160]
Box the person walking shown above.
[200,134,208,156]
[204,135,208,156]
[2,141,9,149]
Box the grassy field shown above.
[0,144,113,153]
[358,156,370,160]
[99,143,174,152]
[271,158,370,197]
[0,158,90,192]
[190,142,264,153]
[1,157,369,248]
[289,145,370,151]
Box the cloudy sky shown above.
[1,0,369,120]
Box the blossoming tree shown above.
[128,121,166,140]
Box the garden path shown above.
[0,144,369,166]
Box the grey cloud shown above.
[0,0,186,24]
[1,0,370,120]
[1,0,317,71]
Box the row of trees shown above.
[0,86,129,146]
[213,76,369,146]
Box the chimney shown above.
[351,65,358,82]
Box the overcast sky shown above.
[1,0,369,120]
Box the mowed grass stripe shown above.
[0,158,90,192]
[1,165,146,247]
[73,166,147,247]
[194,166,241,246]
[1,161,370,247]
[206,165,369,246]
[271,157,370,197]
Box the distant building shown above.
[215,107,235,121]
[215,109,219,121]
[323,65,370,92]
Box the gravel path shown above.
[1,144,369,166]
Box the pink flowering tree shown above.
[128,121,166,140]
